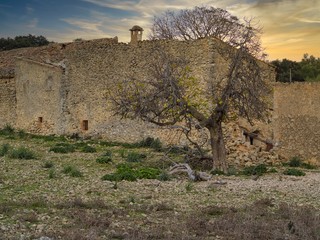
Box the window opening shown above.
[82,120,88,131]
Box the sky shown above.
[0,0,319,61]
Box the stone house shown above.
[0,26,319,165]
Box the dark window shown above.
[82,120,88,131]
[38,117,43,123]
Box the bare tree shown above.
[149,6,264,58]
[110,9,271,172]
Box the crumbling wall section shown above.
[274,82,320,162]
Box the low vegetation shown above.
[0,126,319,239]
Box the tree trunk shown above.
[208,122,227,172]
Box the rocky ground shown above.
[0,132,319,240]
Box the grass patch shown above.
[48,169,56,179]
[81,145,97,153]
[62,165,83,177]
[0,124,15,136]
[0,143,10,156]
[241,164,268,176]
[101,163,161,182]
[283,168,306,176]
[99,137,162,151]
[49,143,76,153]
[285,156,317,169]
[8,147,36,159]
[96,150,113,164]
[126,151,147,163]
[43,161,54,168]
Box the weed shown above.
[288,156,302,167]
[62,165,83,177]
[129,196,135,203]
[226,167,238,176]
[242,164,268,176]
[96,156,112,164]
[96,150,112,164]
[49,143,75,153]
[118,149,127,158]
[0,143,10,156]
[43,161,54,168]
[48,169,55,179]
[283,168,306,176]
[81,145,96,153]
[126,151,147,162]
[138,137,162,151]
[211,169,225,175]
[203,205,226,216]
[9,147,36,159]
[285,156,316,169]
[0,124,15,135]
[17,129,27,138]
[268,168,278,173]
[185,182,193,192]
[20,212,38,223]
[157,171,171,181]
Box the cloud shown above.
[34,0,319,60]
[27,18,38,28]
[26,6,34,14]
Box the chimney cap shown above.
[130,25,144,31]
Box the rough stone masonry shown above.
[0,26,318,165]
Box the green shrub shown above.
[81,145,96,153]
[0,125,15,136]
[242,164,268,176]
[185,182,193,192]
[49,143,75,153]
[136,168,161,179]
[96,152,112,164]
[17,130,27,139]
[138,137,162,151]
[288,156,302,167]
[286,156,316,169]
[301,162,317,169]
[268,168,278,173]
[126,151,147,162]
[62,165,83,177]
[43,161,54,168]
[157,171,171,181]
[283,168,306,176]
[0,143,10,156]
[9,147,36,159]
[48,169,56,179]
[211,169,225,175]
[101,164,162,182]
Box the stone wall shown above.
[0,36,274,151]
[15,58,65,135]
[0,77,16,128]
[63,38,221,142]
[273,82,320,162]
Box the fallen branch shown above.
[169,163,212,181]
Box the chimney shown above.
[129,25,143,44]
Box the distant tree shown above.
[271,59,304,82]
[73,38,84,42]
[110,13,271,172]
[300,54,320,82]
[271,54,320,82]
[0,34,50,51]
